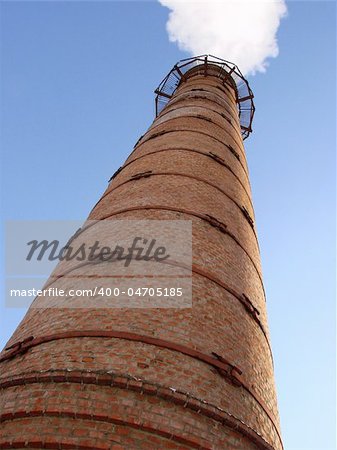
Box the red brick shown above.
[0,59,281,450]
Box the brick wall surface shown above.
[0,64,282,450]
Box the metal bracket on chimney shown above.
[154,89,172,100]
[174,64,186,82]
[207,152,240,180]
[4,336,34,359]
[227,144,241,161]
[130,171,153,181]
[211,352,243,387]
[195,114,213,124]
[240,293,260,321]
[146,131,167,142]
[241,206,254,229]
[208,151,225,165]
[221,65,236,89]
[108,166,123,182]
[221,113,232,125]
[204,214,228,234]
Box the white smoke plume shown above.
[158,0,287,75]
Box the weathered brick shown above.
[0,59,281,450]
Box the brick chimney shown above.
[0,56,282,450]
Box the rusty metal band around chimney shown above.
[0,331,281,446]
[107,147,253,210]
[97,171,257,237]
[150,113,245,148]
[30,261,271,359]
[156,97,239,128]
[35,254,270,361]
[0,370,277,450]
[88,205,265,295]
[130,129,249,179]
[0,412,207,450]
[136,127,247,168]
[162,90,242,129]
[0,330,242,382]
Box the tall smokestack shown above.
[0,56,282,450]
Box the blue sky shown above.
[0,1,336,449]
